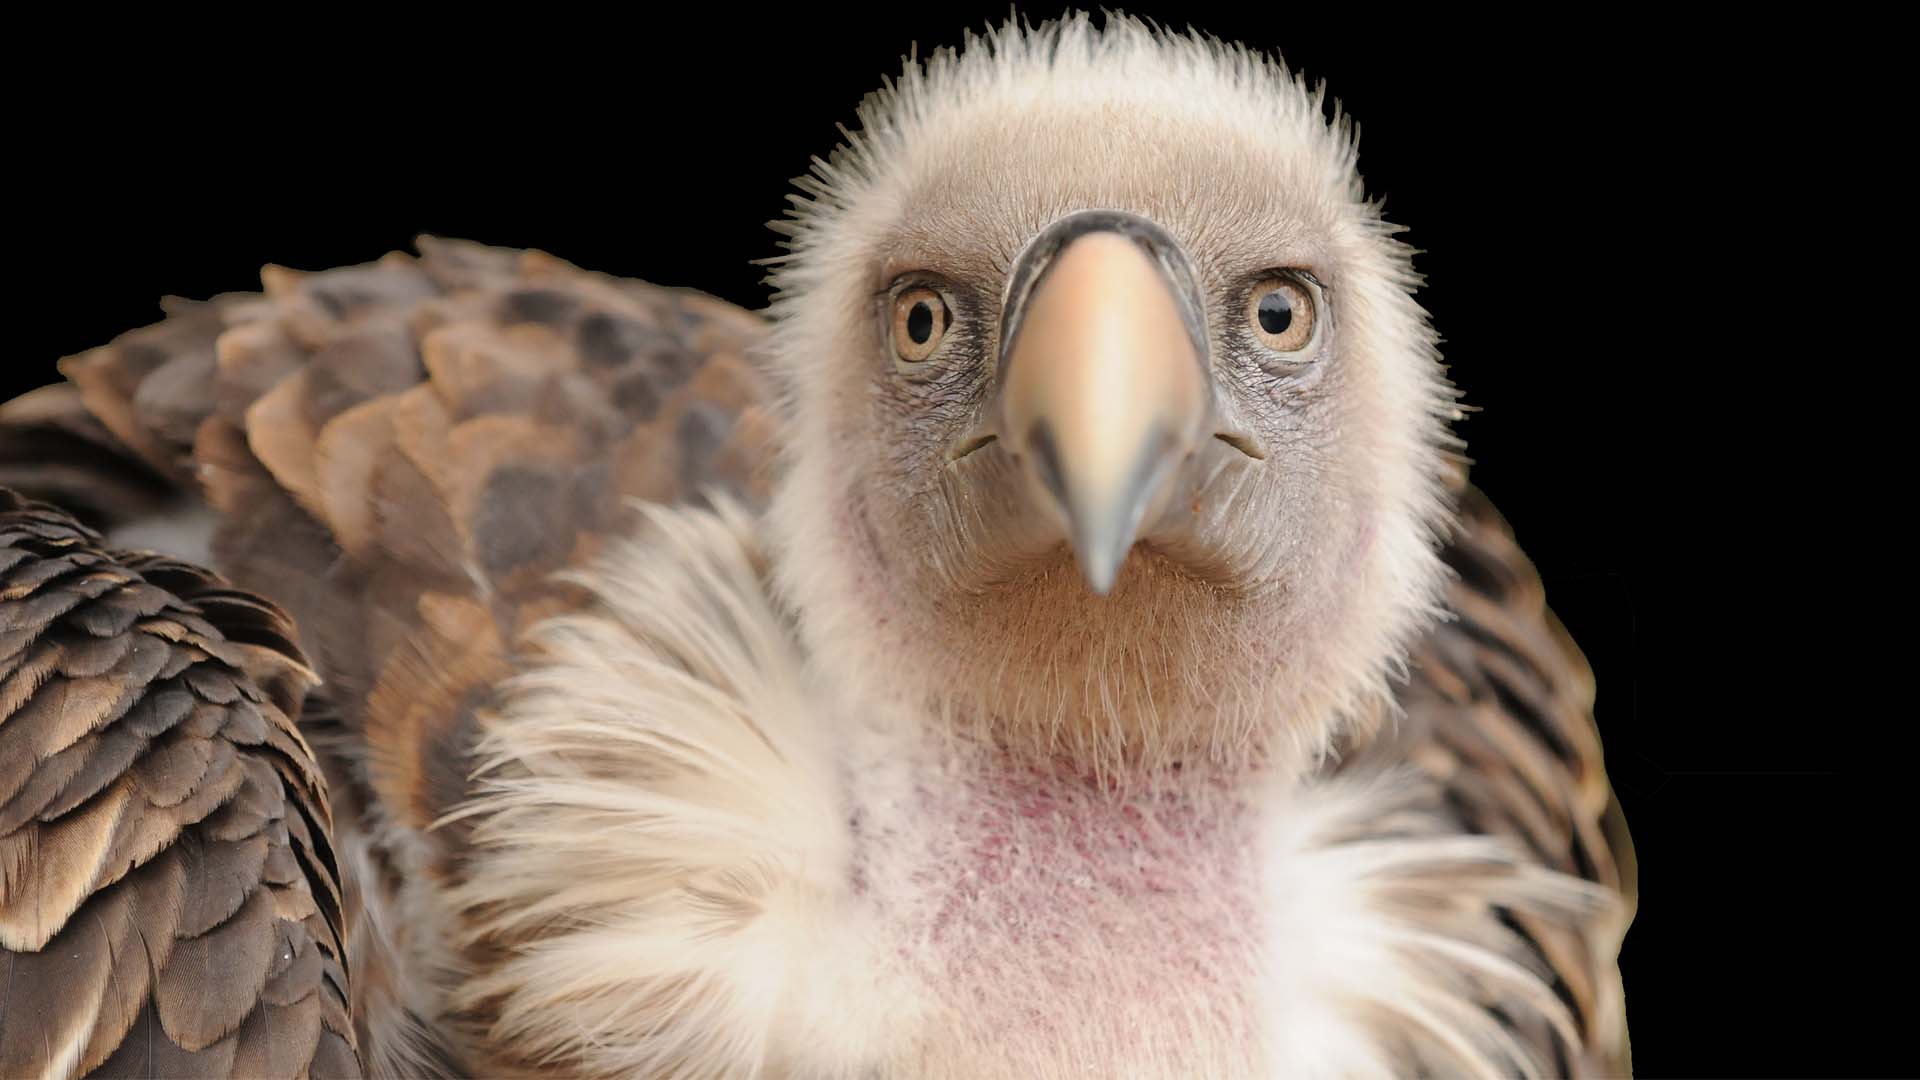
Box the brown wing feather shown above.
[0,490,358,1079]
[0,238,775,1073]
[0,384,177,531]
[8,237,772,833]
[1372,472,1638,1076]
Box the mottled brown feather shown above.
[1343,468,1638,1075]
[0,237,770,1074]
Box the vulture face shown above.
[769,19,1456,770]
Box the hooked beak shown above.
[988,211,1213,594]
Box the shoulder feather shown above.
[1364,475,1637,1075]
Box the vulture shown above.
[0,14,1636,1079]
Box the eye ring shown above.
[1245,273,1318,355]
[892,286,950,364]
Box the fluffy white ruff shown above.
[1258,773,1608,1079]
[442,500,886,1076]
[440,500,1610,1078]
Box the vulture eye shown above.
[892,287,950,364]
[1246,274,1317,355]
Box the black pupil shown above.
[1257,290,1293,336]
[907,300,935,344]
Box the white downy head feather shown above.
[763,13,1460,774]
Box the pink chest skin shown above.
[849,754,1270,1067]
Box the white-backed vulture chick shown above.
[445,16,1632,1079]
[0,14,1633,1080]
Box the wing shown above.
[1367,473,1639,1076]
[0,490,357,1078]
[0,238,776,1074]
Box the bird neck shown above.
[836,726,1273,1074]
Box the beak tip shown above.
[1073,533,1127,596]
[1083,565,1118,596]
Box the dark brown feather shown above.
[0,385,177,532]
[1352,469,1639,1076]
[0,490,358,1079]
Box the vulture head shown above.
[766,15,1456,773]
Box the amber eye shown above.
[1246,275,1316,354]
[892,287,950,363]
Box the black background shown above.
[8,9,1868,1076]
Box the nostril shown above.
[1024,422,1069,508]
[948,432,999,462]
[1214,432,1265,460]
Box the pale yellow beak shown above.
[997,229,1210,594]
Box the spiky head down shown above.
[764,13,1460,773]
